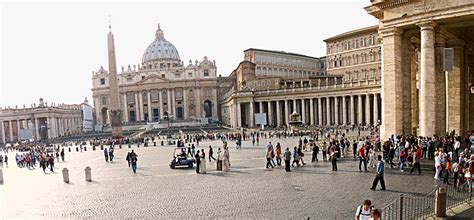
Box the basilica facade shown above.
[92,24,219,126]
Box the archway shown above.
[204,100,212,118]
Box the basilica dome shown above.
[142,24,180,63]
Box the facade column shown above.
[411,48,420,133]
[249,101,254,127]
[292,99,297,114]
[167,89,172,116]
[365,95,371,126]
[267,101,273,126]
[170,89,175,117]
[309,98,314,125]
[447,40,466,135]
[135,92,140,122]
[34,118,39,141]
[285,100,289,126]
[374,94,379,125]
[358,95,363,125]
[147,91,152,122]
[195,88,201,119]
[212,88,218,119]
[276,101,281,126]
[159,90,164,121]
[380,27,404,139]
[139,92,144,122]
[350,95,355,125]
[9,121,14,142]
[259,102,263,113]
[1,121,5,144]
[301,99,306,124]
[123,94,129,122]
[342,96,347,125]
[318,98,322,126]
[418,21,437,137]
[335,96,339,125]
[236,102,241,127]
[326,97,331,125]
[183,89,188,120]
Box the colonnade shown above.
[234,93,381,128]
[1,116,82,143]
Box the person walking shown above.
[311,143,319,163]
[370,155,386,190]
[195,149,201,174]
[208,146,216,162]
[109,147,114,162]
[223,146,230,172]
[4,154,8,167]
[284,147,292,172]
[322,142,328,161]
[276,143,282,166]
[410,146,422,175]
[266,148,275,169]
[126,152,131,167]
[355,200,373,220]
[48,154,55,173]
[330,146,338,171]
[130,150,138,174]
[216,148,222,171]
[200,149,207,174]
[292,147,300,167]
[358,145,368,172]
[104,148,109,162]
[60,148,65,162]
[298,146,306,166]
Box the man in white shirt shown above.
[355,199,373,220]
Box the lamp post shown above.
[164,111,171,143]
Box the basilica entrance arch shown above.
[204,100,212,118]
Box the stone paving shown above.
[1,137,441,219]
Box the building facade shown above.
[365,0,474,138]
[92,24,219,127]
[220,44,382,129]
[0,98,83,144]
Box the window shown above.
[203,69,209,77]
[151,90,159,102]
[175,89,183,99]
[100,78,105,85]
[127,77,133,82]
[101,96,107,105]
[188,72,193,77]
[204,88,211,97]
[175,73,181,78]
[127,93,135,104]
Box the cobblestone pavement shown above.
[1,137,440,219]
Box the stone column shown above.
[309,98,314,125]
[34,118,40,141]
[258,102,263,113]
[374,94,379,125]
[411,48,420,133]
[350,95,355,125]
[380,27,404,139]
[365,95,371,126]
[318,98,323,126]
[237,102,242,127]
[402,33,413,134]
[358,95,363,125]
[123,94,129,122]
[342,96,347,125]
[0,121,5,144]
[183,89,188,120]
[447,40,466,135]
[167,89,172,116]
[326,97,331,125]
[434,31,446,135]
[212,88,218,119]
[267,101,273,126]
[292,99,297,114]
[170,89,175,117]
[135,92,140,122]
[418,21,437,137]
[335,96,339,125]
[301,99,306,124]
[147,91,152,122]
[159,90,164,120]
[276,100,281,126]
[249,101,254,127]
[195,88,201,118]
[285,100,289,126]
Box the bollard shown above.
[84,146,87,151]
[435,186,447,217]
[62,168,69,183]
[154,142,156,147]
[128,144,131,148]
[161,141,164,146]
[85,166,92,182]
[137,143,140,148]
[0,168,3,184]
[68,147,71,152]
[119,144,122,149]
[100,145,104,150]
[93,145,96,151]
[76,147,79,152]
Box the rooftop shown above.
[244,48,323,60]
[324,25,378,42]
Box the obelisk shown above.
[107,25,123,138]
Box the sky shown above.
[1,0,377,108]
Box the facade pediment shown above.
[136,74,170,85]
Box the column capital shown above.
[417,21,437,30]
[379,27,402,38]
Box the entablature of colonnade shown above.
[368,1,474,30]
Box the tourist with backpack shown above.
[354,199,373,220]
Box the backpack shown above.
[357,205,372,218]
